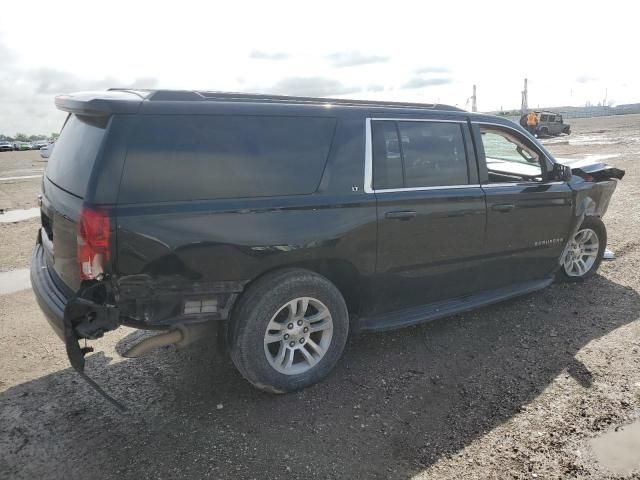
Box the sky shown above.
[0,0,638,134]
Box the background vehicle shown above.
[31,90,623,400]
[31,140,49,150]
[14,141,31,151]
[39,142,53,159]
[519,111,571,136]
[0,141,13,152]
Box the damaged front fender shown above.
[556,156,624,269]
[563,156,625,182]
[561,155,625,220]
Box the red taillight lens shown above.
[77,206,110,280]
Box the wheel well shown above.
[221,261,362,350]
[239,260,362,318]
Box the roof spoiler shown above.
[54,90,149,116]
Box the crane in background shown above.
[521,78,528,113]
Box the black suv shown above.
[31,89,624,400]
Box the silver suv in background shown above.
[31,140,49,150]
[40,142,54,159]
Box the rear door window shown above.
[119,115,336,203]
[371,120,469,189]
[371,121,404,189]
[46,114,109,197]
[397,122,468,188]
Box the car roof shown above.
[54,88,465,115]
[52,88,522,130]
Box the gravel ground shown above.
[0,150,44,211]
[0,116,639,479]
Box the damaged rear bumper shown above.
[32,243,120,370]
[31,244,120,345]
[32,243,126,409]
[31,244,68,341]
[31,242,223,410]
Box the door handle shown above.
[492,203,515,213]
[385,210,417,220]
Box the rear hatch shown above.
[40,114,110,291]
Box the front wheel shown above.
[229,269,349,393]
[559,217,607,282]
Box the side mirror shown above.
[552,163,572,182]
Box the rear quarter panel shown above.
[113,114,378,317]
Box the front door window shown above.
[480,127,544,183]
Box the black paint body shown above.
[33,90,620,336]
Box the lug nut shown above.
[299,338,305,344]
[297,320,303,326]
[289,341,295,348]
[303,327,309,333]
[284,334,290,340]
[287,323,294,330]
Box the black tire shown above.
[558,216,606,282]
[229,268,349,393]
[539,127,549,137]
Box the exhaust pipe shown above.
[121,323,211,358]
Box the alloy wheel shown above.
[263,297,333,375]
[563,228,599,277]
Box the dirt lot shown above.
[1,116,639,479]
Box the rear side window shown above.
[119,115,336,203]
[371,121,403,189]
[371,120,469,189]
[46,114,109,197]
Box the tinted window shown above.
[119,115,336,203]
[540,114,549,121]
[397,122,468,188]
[371,121,403,189]
[46,114,108,197]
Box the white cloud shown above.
[326,51,390,67]
[249,50,289,60]
[265,77,360,96]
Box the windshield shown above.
[46,114,109,197]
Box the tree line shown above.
[0,133,60,142]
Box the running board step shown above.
[359,277,554,332]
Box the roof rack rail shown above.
[140,89,462,112]
[106,88,152,99]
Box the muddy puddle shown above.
[555,153,621,163]
[0,207,40,223]
[543,134,640,147]
[589,419,640,475]
[0,268,31,295]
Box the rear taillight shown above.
[77,206,110,280]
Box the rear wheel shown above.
[559,217,606,282]
[229,269,349,393]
